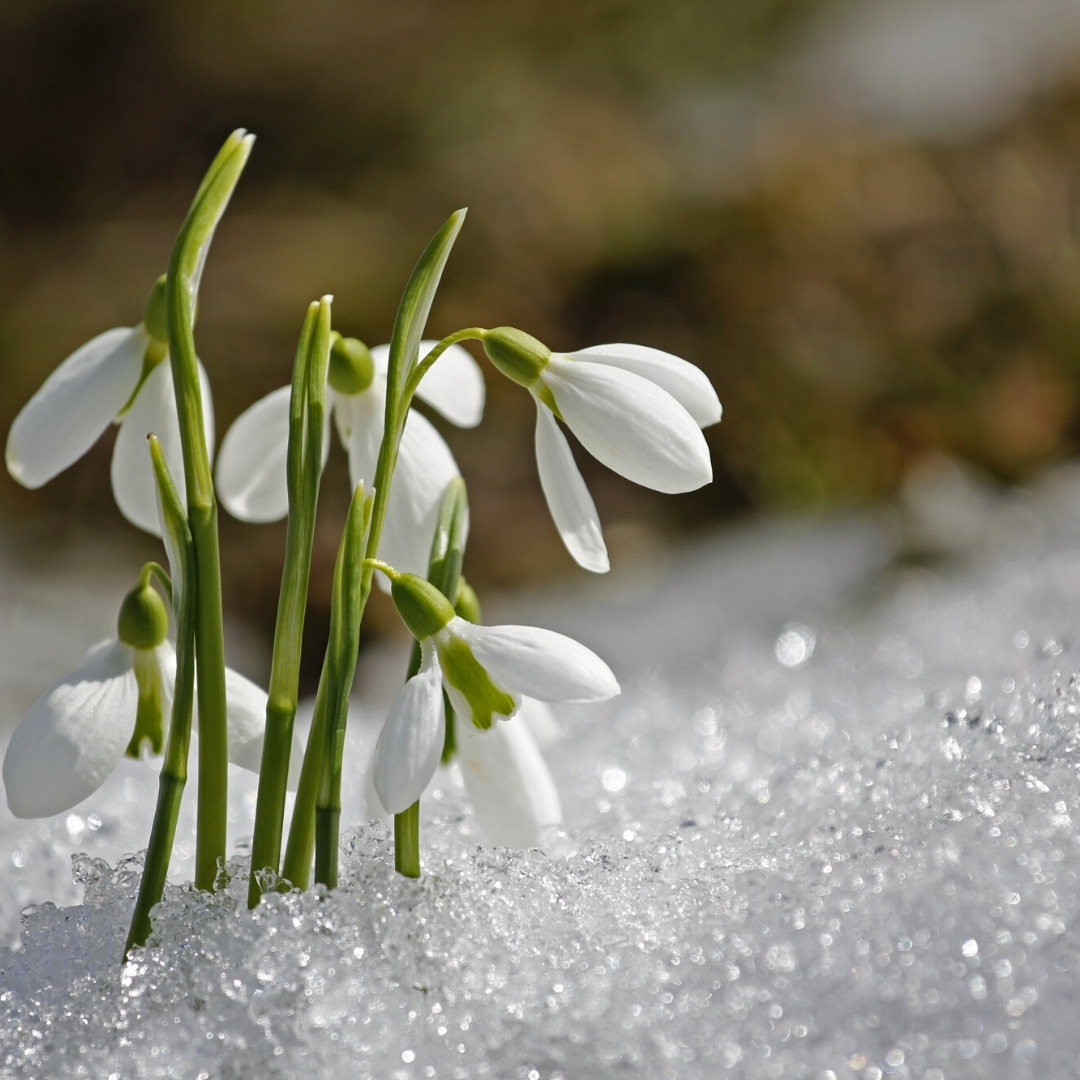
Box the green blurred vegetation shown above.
[3,0,1080,668]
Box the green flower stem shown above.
[165,130,254,891]
[401,327,484,404]
[125,437,196,957]
[142,561,174,608]
[314,484,371,890]
[284,210,467,890]
[393,477,469,876]
[280,655,330,891]
[394,804,421,878]
[247,297,332,908]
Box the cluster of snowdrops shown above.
[2,131,721,955]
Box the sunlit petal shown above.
[372,643,446,814]
[215,385,291,522]
[451,618,620,703]
[412,340,485,428]
[7,326,147,489]
[378,409,461,582]
[543,356,711,494]
[457,716,562,848]
[534,404,608,573]
[112,359,215,535]
[570,343,721,427]
[2,640,137,818]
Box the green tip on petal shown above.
[438,634,516,730]
[117,582,170,650]
[391,573,456,641]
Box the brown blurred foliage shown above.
[3,0,1080,675]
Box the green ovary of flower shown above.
[328,335,375,395]
[481,327,551,389]
[391,573,456,641]
[116,583,169,651]
[437,635,516,730]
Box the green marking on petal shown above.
[437,634,516,731]
[115,337,168,419]
[126,649,166,759]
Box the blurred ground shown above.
[5,0,1080,686]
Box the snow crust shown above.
[4,466,1080,1077]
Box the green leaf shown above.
[384,209,467,421]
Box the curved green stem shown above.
[165,130,254,891]
[401,328,484,404]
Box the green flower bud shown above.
[142,274,168,343]
[328,335,375,395]
[453,578,482,624]
[117,583,169,650]
[481,327,551,389]
[391,573,456,641]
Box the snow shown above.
[4,465,1080,1077]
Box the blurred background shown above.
[5,0,1080,691]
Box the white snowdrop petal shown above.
[456,717,562,848]
[342,383,386,491]
[517,696,562,748]
[369,343,391,378]
[412,340,485,428]
[373,643,446,814]
[215,385,291,522]
[534,405,609,573]
[7,326,147,489]
[453,619,620,703]
[570,344,722,427]
[3,640,137,818]
[112,359,215,535]
[544,357,712,494]
[377,409,462,584]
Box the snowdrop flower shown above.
[371,571,618,815]
[2,577,294,819]
[216,335,484,580]
[5,277,214,536]
[455,699,563,848]
[481,328,721,573]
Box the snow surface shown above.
[4,465,1080,1078]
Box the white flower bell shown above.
[481,328,721,573]
[5,277,215,536]
[372,572,619,815]
[2,577,294,819]
[215,335,484,581]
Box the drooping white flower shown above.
[2,597,296,821]
[482,330,721,573]
[371,572,618,816]
[6,282,215,537]
[216,338,483,580]
[455,703,562,848]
